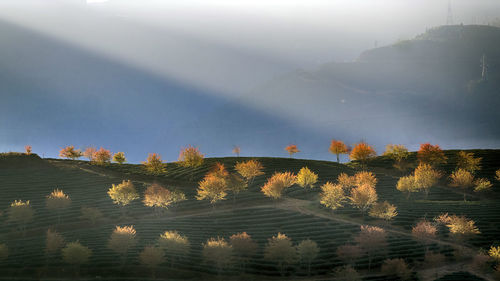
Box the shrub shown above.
[297,239,319,275]
[139,246,165,278]
[143,153,166,175]
[285,144,300,158]
[417,143,446,166]
[261,172,297,200]
[158,231,190,267]
[380,258,412,280]
[59,146,82,160]
[112,152,126,164]
[235,160,264,184]
[296,167,318,188]
[369,201,397,220]
[319,182,346,210]
[264,233,297,276]
[80,207,103,225]
[329,139,349,163]
[108,225,137,264]
[202,237,233,274]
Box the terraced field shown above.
[0,151,499,280]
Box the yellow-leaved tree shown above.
[158,230,190,267]
[143,153,166,175]
[319,182,346,210]
[46,189,71,224]
[108,225,137,265]
[296,167,318,188]
[264,233,298,276]
[196,163,229,207]
[261,172,297,200]
[235,159,264,184]
[202,237,233,275]
[107,180,139,215]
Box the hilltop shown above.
[0,149,499,280]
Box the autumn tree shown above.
[337,173,356,189]
[457,151,481,174]
[369,201,397,221]
[158,231,190,267]
[435,214,480,244]
[143,183,186,215]
[93,147,112,165]
[202,237,233,275]
[229,232,258,272]
[0,244,8,262]
[383,144,409,170]
[474,178,493,192]
[59,146,83,160]
[396,175,418,199]
[354,225,387,269]
[46,189,71,223]
[139,245,165,279]
[232,146,241,157]
[296,167,318,188]
[264,233,298,276]
[412,220,437,250]
[83,147,96,161]
[417,143,446,166]
[80,207,103,225]
[45,229,65,260]
[349,142,376,168]
[143,153,166,175]
[449,168,474,201]
[285,144,300,158]
[336,244,363,265]
[112,152,126,164]
[333,265,361,281]
[261,172,297,200]
[108,225,137,265]
[354,171,377,187]
[227,173,248,202]
[329,139,349,163]
[297,239,319,276]
[8,200,34,235]
[196,163,229,207]
[496,169,500,181]
[178,145,204,180]
[381,258,412,280]
[319,182,346,210]
[489,246,500,262]
[414,163,441,197]
[25,145,32,155]
[349,184,378,213]
[235,159,264,184]
[62,242,92,277]
[107,180,139,214]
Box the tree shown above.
[333,265,361,281]
[196,163,229,207]
[329,139,349,163]
[24,145,32,155]
[336,244,363,265]
[139,246,165,279]
[396,175,418,199]
[158,231,190,267]
[353,171,377,188]
[227,173,248,202]
[8,200,34,235]
[235,160,264,184]
[412,220,437,249]
[143,183,186,215]
[264,233,297,276]
[62,242,92,277]
[261,172,297,200]
[435,214,480,243]
[349,184,378,213]
[59,146,83,160]
[337,173,356,189]
[380,258,411,280]
[107,180,139,213]
[143,153,166,175]
[108,225,137,265]
[349,142,376,168]
[46,189,71,223]
[297,239,319,276]
[177,145,204,176]
[296,167,318,188]
[474,178,493,192]
[232,146,241,157]
[229,232,257,272]
[112,152,126,164]
[354,225,387,269]
[449,168,474,201]
[457,151,481,174]
[45,229,65,260]
[80,207,103,225]
[319,182,346,210]
[417,143,446,166]
[0,244,8,262]
[202,237,233,275]
[93,147,111,165]
[83,147,96,161]
[383,144,409,170]
[489,246,500,262]
[414,163,441,197]
[285,144,300,158]
[369,201,397,221]
[496,169,500,181]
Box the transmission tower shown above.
[446,1,454,25]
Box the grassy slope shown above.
[0,150,499,280]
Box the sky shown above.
[0,0,499,162]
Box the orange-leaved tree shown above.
[178,145,204,168]
[349,142,376,168]
[354,225,387,269]
[233,146,241,157]
[329,139,349,163]
[417,143,447,166]
[143,153,166,175]
[83,147,96,161]
[59,146,83,160]
[93,147,111,165]
[285,144,300,158]
[25,145,32,155]
[235,159,264,184]
[261,172,297,200]
[196,163,229,207]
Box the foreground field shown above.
[0,150,499,280]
